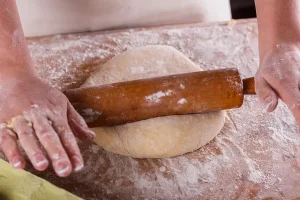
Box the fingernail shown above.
[87,129,96,138]
[73,156,84,172]
[35,155,49,168]
[263,96,275,112]
[56,160,71,176]
[12,157,22,169]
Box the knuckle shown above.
[255,88,267,99]
[40,133,56,142]
[38,129,56,141]
[38,127,51,136]
[56,124,68,134]
[254,72,261,81]
[254,76,265,89]
[62,132,75,141]
[55,125,75,141]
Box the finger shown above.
[48,116,84,172]
[67,102,95,140]
[25,110,72,177]
[286,97,300,132]
[266,78,300,131]
[0,126,25,169]
[12,116,49,171]
[282,88,300,131]
[255,76,279,112]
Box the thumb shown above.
[255,76,279,112]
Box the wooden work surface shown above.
[5,19,300,199]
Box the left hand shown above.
[255,44,300,130]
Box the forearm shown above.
[255,0,300,59]
[0,0,35,79]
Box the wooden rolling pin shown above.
[65,68,255,127]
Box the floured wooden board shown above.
[1,19,300,199]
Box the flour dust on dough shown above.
[82,45,226,158]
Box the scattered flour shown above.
[82,108,102,123]
[177,98,187,105]
[179,83,185,89]
[159,166,166,172]
[145,90,173,103]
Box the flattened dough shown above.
[82,45,226,158]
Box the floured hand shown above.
[0,73,95,177]
[255,45,300,130]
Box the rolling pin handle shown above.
[243,77,256,95]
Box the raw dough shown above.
[82,45,226,158]
[0,159,81,200]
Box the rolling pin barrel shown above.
[66,68,248,127]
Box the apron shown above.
[16,0,231,37]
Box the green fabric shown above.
[0,159,82,200]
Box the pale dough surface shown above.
[82,45,226,158]
[16,0,231,37]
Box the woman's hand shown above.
[0,72,95,177]
[255,45,300,129]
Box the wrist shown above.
[259,39,300,60]
[0,63,38,83]
[255,0,300,59]
[259,43,300,71]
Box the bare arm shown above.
[0,0,95,177]
[256,0,300,58]
[255,0,300,130]
[0,0,35,78]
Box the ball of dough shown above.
[82,45,226,158]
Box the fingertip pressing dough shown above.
[0,159,81,200]
[82,45,226,158]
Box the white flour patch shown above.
[180,83,185,89]
[159,166,166,172]
[245,157,265,183]
[178,98,187,105]
[145,90,173,103]
[82,108,102,123]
